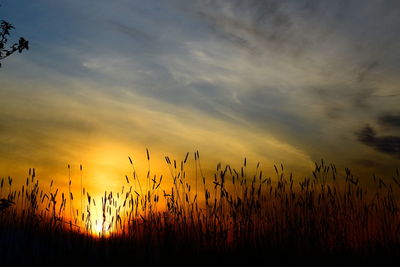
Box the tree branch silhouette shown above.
[0,19,29,68]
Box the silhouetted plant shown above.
[1,152,400,265]
[0,19,29,67]
[0,198,14,211]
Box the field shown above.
[1,152,400,265]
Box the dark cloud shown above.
[356,125,400,157]
[356,125,376,144]
[378,114,400,128]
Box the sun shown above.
[94,222,103,235]
[90,221,112,238]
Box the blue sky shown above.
[1,0,399,190]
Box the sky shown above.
[0,0,399,194]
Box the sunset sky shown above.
[1,0,399,193]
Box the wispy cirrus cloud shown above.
[1,0,399,181]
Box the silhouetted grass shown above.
[1,152,400,265]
